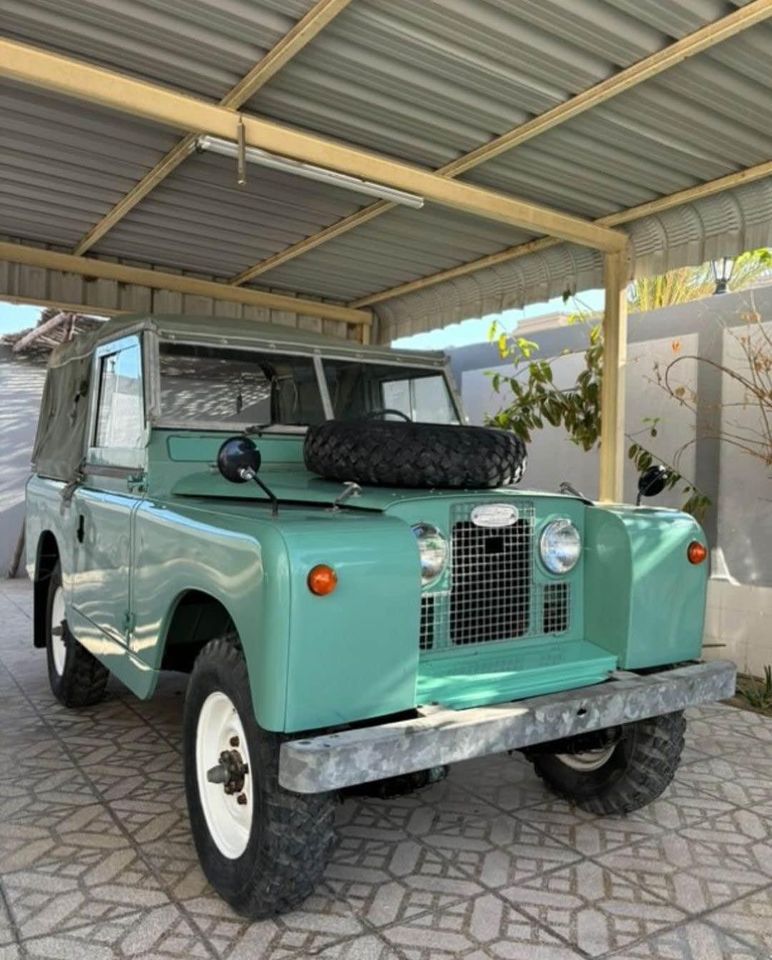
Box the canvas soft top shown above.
[34,314,447,482]
[46,314,446,369]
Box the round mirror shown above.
[637,464,669,500]
[217,436,261,484]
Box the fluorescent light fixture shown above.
[196,135,424,209]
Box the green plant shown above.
[487,312,710,518]
[738,666,772,712]
[628,248,772,312]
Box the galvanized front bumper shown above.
[279,660,735,793]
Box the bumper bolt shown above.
[236,793,247,805]
[229,736,240,748]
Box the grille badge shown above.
[470,503,519,528]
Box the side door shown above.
[68,335,146,652]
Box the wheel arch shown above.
[33,530,60,648]
[159,589,240,673]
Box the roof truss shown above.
[0,241,372,326]
[73,0,355,256]
[0,38,625,253]
[229,0,772,287]
[350,160,772,308]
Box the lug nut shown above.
[236,793,247,805]
[229,736,240,747]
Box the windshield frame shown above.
[150,335,463,432]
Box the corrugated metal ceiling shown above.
[0,0,770,338]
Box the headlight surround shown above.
[539,519,581,574]
[411,522,448,586]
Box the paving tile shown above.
[106,799,209,902]
[501,859,686,957]
[307,934,403,959]
[617,777,736,832]
[675,756,772,808]
[4,873,169,942]
[382,892,584,960]
[692,703,772,743]
[19,904,211,959]
[615,919,762,959]
[684,720,762,760]
[0,891,14,947]
[597,831,770,914]
[403,807,582,887]
[509,798,666,857]
[452,757,555,812]
[325,798,484,927]
[705,886,772,956]
[679,809,772,879]
[0,769,101,825]
[0,735,76,783]
[183,887,365,959]
[0,946,20,960]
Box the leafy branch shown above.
[486,314,710,518]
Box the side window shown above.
[93,340,144,450]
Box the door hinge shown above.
[127,472,147,493]
[123,611,136,635]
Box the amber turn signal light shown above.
[687,541,708,565]
[308,564,338,595]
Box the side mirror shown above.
[217,436,261,484]
[637,464,669,503]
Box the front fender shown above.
[584,505,709,669]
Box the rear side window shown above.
[94,341,144,449]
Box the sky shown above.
[1,290,606,347]
[0,303,41,335]
[391,288,605,350]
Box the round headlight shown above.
[540,519,581,574]
[411,522,448,586]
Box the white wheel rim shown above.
[196,691,253,859]
[556,743,616,772]
[50,586,67,677]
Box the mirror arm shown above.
[241,467,279,517]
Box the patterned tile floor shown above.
[1,578,771,960]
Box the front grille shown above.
[542,582,570,634]
[450,515,532,644]
[418,502,573,653]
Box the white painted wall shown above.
[0,348,47,574]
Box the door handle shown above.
[76,514,85,544]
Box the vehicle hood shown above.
[170,465,570,511]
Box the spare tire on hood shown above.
[303,420,526,489]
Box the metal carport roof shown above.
[0,0,771,499]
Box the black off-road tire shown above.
[45,562,109,708]
[530,712,686,815]
[183,638,336,918]
[304,420,526,489]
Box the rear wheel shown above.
[530,712,686,815]
[45,562,109,707]
[184,638,336,918]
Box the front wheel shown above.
[529,711,686,815]
[45,562,109,707]
[183,638,336,918]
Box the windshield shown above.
[157,342,459,429]
[324,359,458,423]
[159,342,325,427]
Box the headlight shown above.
[411,522,448,586]
[539,519,581,574]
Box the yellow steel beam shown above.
[0,242,372,326]
[73,0,354,256]
[350,160,772,308]
[0,38,625,253]
[230,0,772,286]
[598,249,630,503]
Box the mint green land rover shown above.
[26,314,734,918]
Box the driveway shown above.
[1,578,771,960]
